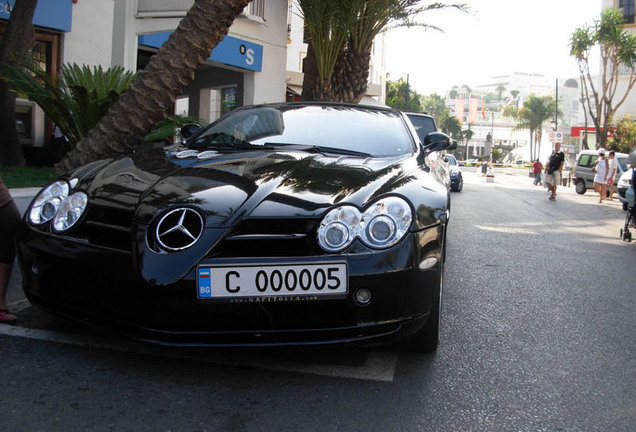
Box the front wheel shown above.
[452,175,463,192]
[400,239,444,353]
[407,282,441,353]
[575,179,587,195]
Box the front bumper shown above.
[17,224,444,348]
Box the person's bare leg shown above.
[0,263,17,322]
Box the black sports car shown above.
[16,102,455,352]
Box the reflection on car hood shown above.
[70,146,430,227]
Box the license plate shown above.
[197,262,348,301]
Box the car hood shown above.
[66,146,446,285]
[72,146,434,225]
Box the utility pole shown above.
[554,78,559,131]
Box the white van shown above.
[572,150,630,195]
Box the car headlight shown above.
[28,180,70,225]
[53,192,88,232]
[317,196,413,252]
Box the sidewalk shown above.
[7,188,40,309]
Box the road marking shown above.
[0,325,398,382]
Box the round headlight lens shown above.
[28,180,70,225]
[323,222,349,250]
[367,215,396,245]
[53,192,88,232]
[318,207,357,252]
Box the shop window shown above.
[221,87,238,115]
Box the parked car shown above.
[16,102,456,353]
[445,154,463,192]
[617,168,634,211]
[572,149,629,195]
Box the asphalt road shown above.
[1,170,634,432]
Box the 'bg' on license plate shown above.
[197,262,348,300]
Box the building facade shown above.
[2,0,288,159]
[602,0,636,118]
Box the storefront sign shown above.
[0,0,72,32]
[139,33,263,72]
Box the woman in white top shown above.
[593,148,609,203]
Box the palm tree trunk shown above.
[56,0,251,173]
[0,0,38,167]
[332,44,371,104]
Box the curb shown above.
[10,187,42,198]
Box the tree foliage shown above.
[505,94,556,161]
[4,62,136,147]
[571,8,636,148]
[385,77,423,111]
[611,114,636,153]
[300,0,466,103]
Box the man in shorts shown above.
[546,142,565,201]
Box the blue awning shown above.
[1,0,72,32]
[139,33,263,72]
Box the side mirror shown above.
[181,123,202,140]
[423,132,454,153]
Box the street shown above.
[2,169,635,432]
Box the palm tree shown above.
[422,93,447,120]
[4,63,136,147]
[300,0,467,103]
[439,112,462,141]
[0,0,38,167]
[55,0,252,173]
[516,95,555,161]
[461,128,474,160]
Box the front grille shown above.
[213,218,321,258]
[69,205,135,252]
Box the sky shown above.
[384,0,604,96]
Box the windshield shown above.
[191,105,415,157]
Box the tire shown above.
[401,232,445,353]
[452,175,463,192]
[407,282,441,353]
[575,179,587,195]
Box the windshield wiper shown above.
[193,132,259,149]
[263,143,372,158]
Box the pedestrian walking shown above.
[532,159,543,185]
[592,148,609,203]
[0,176,20,323]
[607,150,618,201]
[546,142,565,201]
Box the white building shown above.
[601,0,636,118]
[3,0,288,156]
